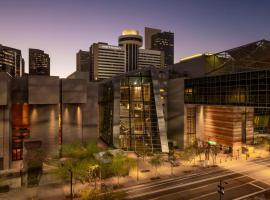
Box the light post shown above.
[60,161,73,200]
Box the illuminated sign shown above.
[100,45,122,50]
[208,140,217,145]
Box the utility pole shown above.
[217,180,227,200]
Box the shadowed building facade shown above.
[29,48,50,76]
[0,72,98,170]
[1,39,270,170]
[183,40,270,154]
[0,44,24,77]
[145,27,174,66]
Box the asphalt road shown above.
[124,159,270,200]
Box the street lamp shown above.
[60,161,73,200]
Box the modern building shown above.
[99,67,169,153]
[144,27,161,50]
[29,48,50,76]
[89,29,164,80]
[0,72,98,170]
[2,39,270,171]
[183,40,270,154]
[89,43,125,80]
[76,50,90,72]
[138,49,164,70]
[0,44,24,77]
[145,27,174,66]
[99,39,270,156]
[118,29,143,72]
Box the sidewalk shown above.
[1,147,269,199]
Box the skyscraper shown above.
[118,29,143,72]
[0,44,24,77]
[89,43,125,80]
[145,27,174,66]
[76,50,90,72]
[88,29,164,80]
[29,48,50,76]
[144,27,161,50]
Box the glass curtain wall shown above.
[99,83,114,145]
[119,72,161,153]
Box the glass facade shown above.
[99,83,114,145]
[185,70,270,107]
[99,71,162,153]
[185,70,270,142]
[119,73,161,153]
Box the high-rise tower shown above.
[29,48,50,76]
[118,29,142,72]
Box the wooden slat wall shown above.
[204,106,253,147]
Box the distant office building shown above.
[138,49,164,69]
[90,43,125,80]
[76,50,90,72]
[29,48,50,76]
[88,29,164,80]
[145,27,174,66]
[144,27,161,50]
[0,44,24,77]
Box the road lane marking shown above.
[233,189,267,200]
[126,172,239,199]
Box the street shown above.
[125,157,270,200]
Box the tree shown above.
[149,154,163,178]
[56,142,102,189]
[210,145,219,165]
[193,140,204,161]
[111,153,136,187]
[168,149,177,176]
[263,138,270,153]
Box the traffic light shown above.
[217,180,227,200]
[217,185,224,195]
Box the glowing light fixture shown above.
[208,140,217,145]
[180,52,213,62]
[122,29,139,36]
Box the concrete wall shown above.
[81,83,99,142]
[62,104,83,144]
[62,79,87,104]
[0,106,11,170]
[11,77,28,104]
[167,78,185,149]
[0,73,9,105]
[0,73,11,170]
[28,76,59,104]
[29,105,59,157]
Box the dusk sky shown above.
[1,0,270,77]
